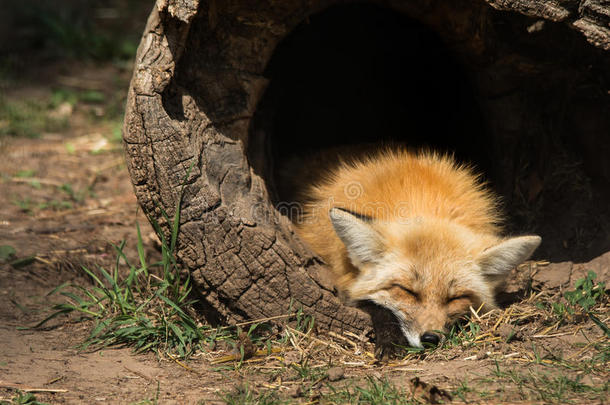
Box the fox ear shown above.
[478,235,542,282]
[329,208,384,265]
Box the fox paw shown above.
[360,302,409,361]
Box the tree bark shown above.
[487,0,610,50]
[123,0,609,338]
[123,0,376,335]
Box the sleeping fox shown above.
[294,149,541,348]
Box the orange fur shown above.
[294,149,540,347]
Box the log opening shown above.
[124,0,610,337]
[249,3,491,205]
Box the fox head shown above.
[328,207,541,348]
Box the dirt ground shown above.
[0,58,609,405]
[0,61,235,404]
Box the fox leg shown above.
[360,302,409,361]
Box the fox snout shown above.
[393,307,452,348]
[421,331,441,346]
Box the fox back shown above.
[294,149,540,347]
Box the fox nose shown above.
[421,332,440,346]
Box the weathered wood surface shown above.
[157,0,610,48]
[487,0,610,50]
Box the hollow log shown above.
[123,0,610,337]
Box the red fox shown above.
[294,149,541,348]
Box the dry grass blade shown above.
[328,331,359,350]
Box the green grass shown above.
[325,377,420,405]
[443,271,608,351]
[6,3,139,62]
[0,245,17,262]
[453,378,473,402]
[543,270,609,337]
[565,271,606,313]
[10,180,95,214]
[31,164,208,358]
[0,391,50,405]
[58,182,93,203]
[32,222,316,363]
[220,377,423,405]
[289,358,328,382]
[33,211,205,358]
[0,88,79,138]
[0,97,69,138]
[38,12,137,61]
[222,384,284,405]
[442,317,481,348]
[15,170,36,178]
[0,245,35,271]
[455,355,609,404]
[11,196,33,214]
[0,86,126,140]
[38,184,86,210]
[489,362,608,403]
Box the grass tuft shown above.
[0,96,69,138]
[222,384,283,405]
[32,219,203,359]
[325,377,418,405]
[0,391,50,405]
[31,165,209,359]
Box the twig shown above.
[35,256,54,266]
[205,313,298,335]
[10,177,63,187]
[166,352,197,373]
[328,331,359,350]
[124,367,156,383]
[286,326,351,355]
[390,367,424,371]
[47,248,88,256]
[473,332,501,344]
[469,305,482,322]
[210,347,283,364]
[536,321,561,336]
[286,328,304,354]
[233,313,298,327]
[566,337,606,360]
[531,331,573,338]
[344,330,367,342]
[45,376,64,385]
[0,381,68,393]
[493,307,510,331]
[342,361,366,366]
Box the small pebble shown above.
[327,366,345,382]
[496,324,518,341]
[286,385,302,398]
[476,349,489,360]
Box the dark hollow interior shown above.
[265,4,488,165]
[249,3,610,263]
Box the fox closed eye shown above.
[447,294,472,303]
[389,283,419,299]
